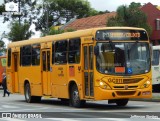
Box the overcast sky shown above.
[0,0,160,11]
[87,0,160,11]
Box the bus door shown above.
[42,49,51,96]
[83,44,94,98]
[13,52,19,92]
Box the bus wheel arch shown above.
[24,80,41,103]
[69,81,85,108]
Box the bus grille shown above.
[122,78,143,84]
[116,91,136,96]
[114,86,138,89]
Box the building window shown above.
[156,19,160,30]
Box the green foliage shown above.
[2,0,38,42]
[8,21,34,42]
[3,0,40,24]
[47,28,64,36]
[46,27,76,36]
[0,40,6,55]
[0,4,5,15]
[107,2,152,36]
[65,28,76,32]
[35,0,98,34]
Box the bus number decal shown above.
[78,66,81,71]
[108,78,123,84]
[58,67,64,77]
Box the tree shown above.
[35,0,98,34]
[0,31,7,55]
[0,4,5,15]
[3,0,41,24]
[107,2,152,36]
[8,21,34,42]
[0,40,6,55]
[47,27,76,36]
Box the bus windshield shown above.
[96,42,150,75]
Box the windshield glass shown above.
[96,42,150,75]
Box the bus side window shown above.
[32,44,40,66]
[152,50,159,66]
[55,40,67,64]
[68,38,80,64]
[52,42,54,64]
[7,48,11,67]
[21,45,32,66]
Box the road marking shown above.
[101,118,128,121]
[2,105,19,109]
[1,102,45,108]
[46,118,128,121]
[1,118,26,121]
[46,118,80,121]
[0,107,49,112]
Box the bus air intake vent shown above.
[114,86,138,89]
[123,78,143,84]
[116,91,136,96]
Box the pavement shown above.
[131,93,160,102]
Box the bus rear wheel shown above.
[25,83,34,103]
[24,83,41,103]
[70,84,85,108]
[115,99,129,106]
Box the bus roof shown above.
[7,27,146,48]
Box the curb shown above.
[131,99,160,102]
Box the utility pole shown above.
[18,0,20,25]
[44,2,49,34]
[46,6,49,34]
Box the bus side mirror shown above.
[94,46,99,56]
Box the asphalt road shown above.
[0,86,160,121]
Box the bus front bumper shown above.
[94,86,152,100]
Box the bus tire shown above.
[24,83,34,103]
[115,99,129,106]
[70,84,84,108]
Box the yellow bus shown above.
[6,27,152,107]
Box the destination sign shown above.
[96,29,148,41]
[103,32,140,38]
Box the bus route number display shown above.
[96,30,148,41]
[103,32,140,38]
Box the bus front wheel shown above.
[115,99,129,106]
[70,84,85,108]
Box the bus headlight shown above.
[141,80,151,88]
[99,81,111,90]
